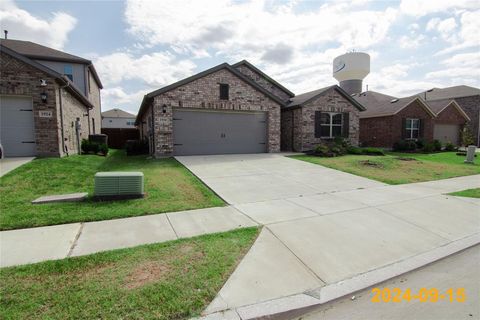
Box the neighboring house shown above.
[415,86,480,146]
[281,85,365,152]
[101,108,139,148]
[102,108,136,128]
[136,62,287,157]
[356,91,470,147]
[0,39,103,157]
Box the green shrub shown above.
[444,142,456,151]
[415,139,425,149]
[347,146,363,155]
[422,142,435,153]
[98,143,109,156]
[433,139,442,151]
[125,139,149,156]
[81,139,91,153]
[461,127,475,146]
[362,147,385,156]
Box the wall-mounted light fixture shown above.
[162,104,167,114]
[40,79,47,86]
[40,92,48,103]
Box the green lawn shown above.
[449,188,480,198]
[0,227,258,320]
[291,152,480,185]
[0,150,224,230]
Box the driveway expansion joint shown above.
[67,222,84,257]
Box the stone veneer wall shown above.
[300,87,360,151]
[0,51,93,157]
[59,88,90,155]
[141,68,281,157]
[234,64,292,102]
[453,96,480,146]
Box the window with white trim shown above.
[64,65,73,81]
[405,118,420,139]
[320,112,343,138]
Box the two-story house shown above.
[0,38,103,157]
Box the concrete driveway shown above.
[176,153,385,204]
[0,157,35,177]
[176,154,480,319]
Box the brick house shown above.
[0,39,102,157]
[136,62,289,157]
[281,85,365,152]
[356,92,470,148]
[415,86,480,146]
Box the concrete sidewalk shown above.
[0,206,257,268]
[0,157,35,177]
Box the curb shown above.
[197,233,480,320]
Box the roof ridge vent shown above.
[390,98,399,103]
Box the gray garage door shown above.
[434,124,460,145]
[173,109,267,155]
[0,96,37,157]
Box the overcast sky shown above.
[1,0,479,114]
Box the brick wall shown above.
[234,64,291,102]
[140,68,281,157]
[360,100,435,148]
[1,51,94,157]
[454,96,479,146]
[1,51,61,156]
[435,104,468,124]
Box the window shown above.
[219,84,229,100]
[92,118,96,134]
[126,121,135,126]
[405,118,420,139]
[64,65,73,81]
[109,119,113,123]
[319,112,343,138]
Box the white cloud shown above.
[434,10,480,55]
[125,0,398,63]
[94,51,196,87]
[102,87,146,113]
[0,0,76,49]
[400,0,479,17]
[399,34,426,49]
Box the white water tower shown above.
[333,52,370,95]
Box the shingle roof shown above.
[354,91,435,118]
[1,39,90,63]
[287,86,333,107]
[0,38,103,89]
[232,60,294,97]
[0,44,95,110]
[102,108,136,118]
[415,85,480,101]
[286,85,366,111]
[136,62,287,124]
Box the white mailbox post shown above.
[464,145,476,164]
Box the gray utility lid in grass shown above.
[32,192,88,204]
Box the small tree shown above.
[461,126,475,147]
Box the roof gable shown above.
[287,85,366,111]
[428,99,470,121]
[137,62,286,123]
[232,60,294,98]
[102,108,136,118]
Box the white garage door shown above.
[173,109,267,156]
[434,124,460,145]
[0,96,37,157]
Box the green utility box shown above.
[94,172,144,200]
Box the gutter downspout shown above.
[151,102,155,156]
[59,82,69,156]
